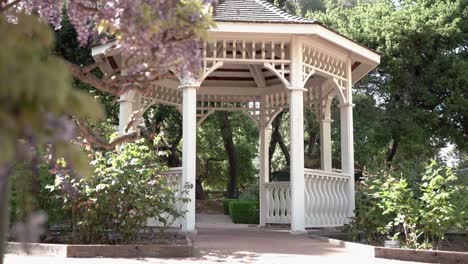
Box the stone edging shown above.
[310,234,468,264]
[309,234,375,258]
[5,236,193,258]
[375,247,468,264]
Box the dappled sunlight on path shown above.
[4,214,429,264]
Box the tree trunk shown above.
[305,112,319,160]
[306,131,318,160]
[195,179,207,200]
[275,130,290,166]
[268,111,290,171]
[216,112,239,198]
[167,128,182,167]
[385,133,400,165]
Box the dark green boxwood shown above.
[229,200,259,224]
[223,199,237,215]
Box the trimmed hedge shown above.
[229,200,259,224]
[223,199,237,215]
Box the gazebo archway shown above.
[92,0,380,233]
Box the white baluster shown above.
[304,175,311,225]
[280,185,287,223]
[311,175,318,226]
[273,186,279,222]
[316,176,324,226]
[329,177,337,225]
[340,178,347,224]
[324,176,331,225]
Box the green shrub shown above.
[223,199,237,215]
[229,200,259,224]
[239,182,259,201]
[350,160,467,249]
[9,161,69,227]
[47,139,190,244]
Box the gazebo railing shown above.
[264,169,351,227]
[147,167,183,228]
[264,182,292,224]
[161,167,183,190]
[304,169,350,227]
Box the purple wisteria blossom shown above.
[5,0,216,77]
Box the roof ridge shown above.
[255,0,313,23]
[212,0,317,24]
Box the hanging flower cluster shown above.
[4,0,216,77]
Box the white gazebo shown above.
[91,0,380,233]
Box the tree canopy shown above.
[308,0,468,167]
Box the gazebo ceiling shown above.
[203,64,285,87]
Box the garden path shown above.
[4,214,430,264]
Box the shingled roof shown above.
[213,0,317,24]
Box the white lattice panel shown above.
[203,39,291,86]
[303,45,346,83]
[141,84,182,111]
[304,78,340,117]
[196,95,261,127]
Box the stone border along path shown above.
[5,239,193,258]
[311,234,468,264]
[5,214,430,264]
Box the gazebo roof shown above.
[213,0,316,24]
[92,0,381,90]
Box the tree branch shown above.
[65,60,123,95]
[0,0,22,13]
[74,119,139,151]
[65,60,172,96]
[69,0,99,13]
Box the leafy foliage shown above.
[1,0,216,262]
[0,15,102,260]
[351,161,467,249]
[47,139,190,244]
[9,162,68,227]
[229,200,259,224]
[197,112,258,195]
[223,199,238,215]
[239,182,259,201]
[309,0,468,167]
[0,14,102,171]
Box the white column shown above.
[118,91,135,136]
[289,35,305,233]
[289,88,305,232]
[179,84,197,232]
[259,96,270,227]
[320,119,333,171]
[341,57,355,217]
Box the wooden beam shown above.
[248,64,267,88]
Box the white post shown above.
[118,91,135,136]
[259,96,270,227]
[179,84,197,232]
[320,118,333,171]
[340,57,355,217]
[289,36,306,233]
